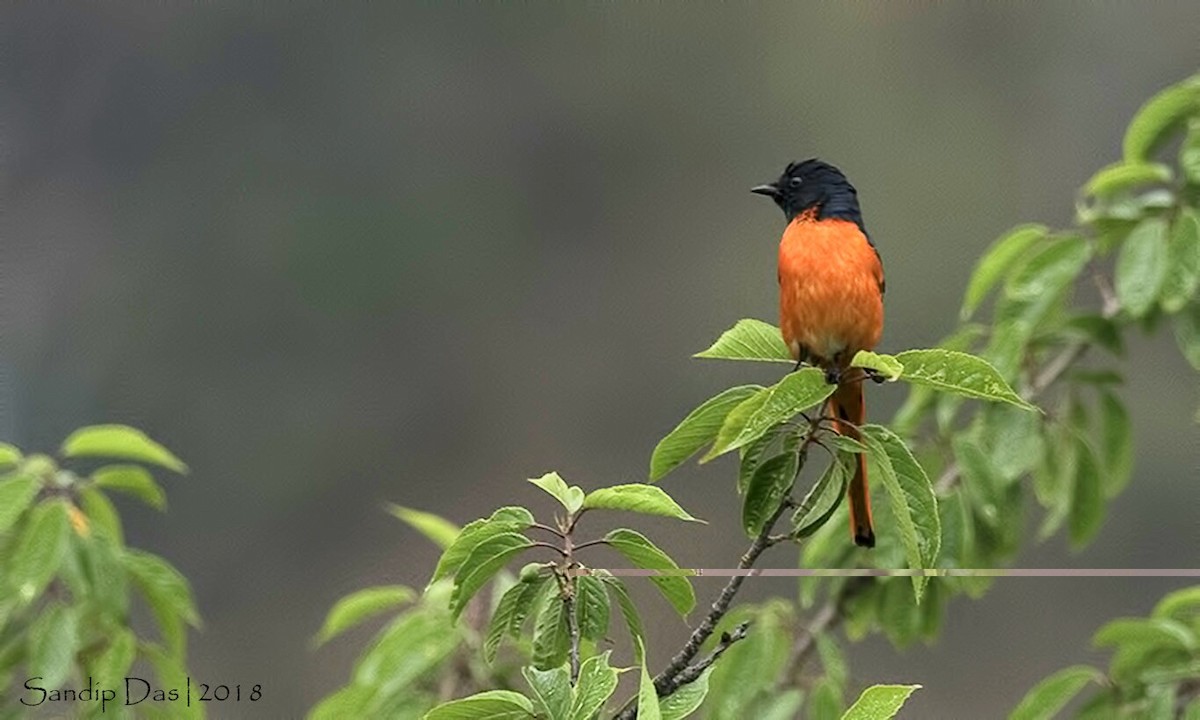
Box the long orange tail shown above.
[829,375,875,547]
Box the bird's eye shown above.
[789,177,803,188]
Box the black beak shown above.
[750,183,780,198]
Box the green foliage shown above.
[314,585,416,646]
[0,426,198,718]
[318,72,1200,720]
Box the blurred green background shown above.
[4,4,1198,717]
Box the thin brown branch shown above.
[668,621,752,690]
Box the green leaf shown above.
[1115,218,1170,318]
[484,572,551,663]
[531,593,571,670]
[124,549,201,657]
[1064,315,1124,355]
[894,349,1035,411]
[742,451,798,537]
[529,472,585,515]
[1098,392,1133,498]
[90,627,136,686]
[1123,76,1200,162]
[1083,161,1173,197]
[862,426,940,601]
[808,679,843,720]
[738,425,786,495]
[1153,586,1200,623]
[424,690,536,720]
[27,603,79,688]
[1006,235,1093,303]
[432,507,534,582]
[91,465,167,511]
[0,443,21,470]
[704,389,771,461]
[0,474,40,534]
[651,386,765,481]
[1175,302,1200,370]
[583,484,702,522]
[386,504,460,550]
[704,369,835,460]
[694,318,792,362]
[575,575,610,642]
[850,351,903,381]
[791,453,850,538]
[7,498,71,605]
[635,637,662,720]
[961,224,1049,319]
[79,486,123,545]
[1008,665,1103,720]
[599,574,645,647]
[841,684,921,720]
[315,585,416,646]
[1162,208,1200,312]
[61,425,187,473]
[603,529,695,616]
[523,665,571,720]
[353,608,459,694]
[1068,437,1104,548]
[451,531,533,620]
[1093,617,1197,651]
[568,651,621,720]
[659,667,711,720]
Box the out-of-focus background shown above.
[3,4,1198,717]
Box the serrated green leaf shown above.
[1153,586,1200,624]
[1115,217,1170,318]
[7,499,71,605]
[90,627,136,686]
[315,585,416,646]
[1006,235,1093,303]
[352,607,459,693]
[124,549,200,660]
[850,351,902,380]
[523,665,571,720]
[742,451,798,537]
[1123,76,1200,162]
[583,484,702,522]
[92,465,167,511]
[575,575,610,643]
[738,425,786,495]
[528,472,585,514]
[792,453,849,538]
[694,319,792,362]
[61,425,186,473]
[841,684,921,720]
[895,349,1035,411]
[659,667,711,720]
[635,637,662,720]
[484,572,550,663]
[704,369,834,460]
[386,504,460,550]
[1009,665,1103,720]
[1093,617,1197,651]
[424,690,536,720]
[27,603,79,688]
[961,224,1049,319]
[432,507,534,583]
[568,651,620,720]
[603,529,695,616]
[531,593,571,670]
[0,474,39,534]
[451,532,533,620]
[599,574,644,647]
[651,386,765,481]
[1083,161,1173,197]
[1068,437,1104,548]
[863,426,940,601]
[79,487,123,545]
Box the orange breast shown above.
[778,217,884,365]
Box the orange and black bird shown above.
[752,159,883,548]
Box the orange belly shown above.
[778,217,884,365]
